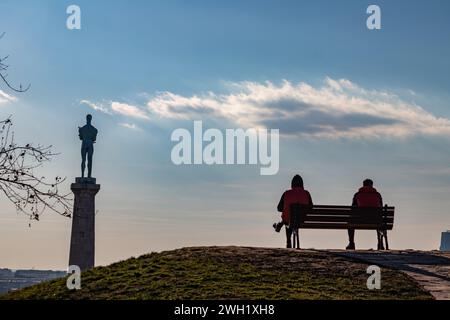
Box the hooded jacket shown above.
[277,187,313,224]
[352,186,383,207]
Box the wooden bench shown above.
[289,204,395,250]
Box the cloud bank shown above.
[82,78,450,139]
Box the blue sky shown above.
[1,0,450,269]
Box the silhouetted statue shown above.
[78,114,98,178]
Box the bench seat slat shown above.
[302,216,394,223]
[307,209,394,217]
[313,205,395,211]
[288,205,395,231]
[313,205,394,210]
[298,222,394,230]
[305,212,394,217]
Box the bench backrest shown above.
[289,204,395,230]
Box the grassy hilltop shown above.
[2,246,432,300]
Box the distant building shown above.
[0,269,66,294]
[440,230,450,252]
[0,269,14,279]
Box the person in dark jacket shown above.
[274,175,313,248]
[346,179,383,250]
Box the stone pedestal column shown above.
[68,177,100,271]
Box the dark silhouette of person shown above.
[347,178,383,250]
[275,175,313,248]
[78,114,98,178]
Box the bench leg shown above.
[289,228,300,249]
[292,229,296,249]
[383,230,389,250]
[286,226,292,248]
[377,231,382,250]
[295,228,300,249]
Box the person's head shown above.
[291,174,304,189]
[86,114,92,124]
[363,178,374,187]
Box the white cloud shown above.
[80,100,150,120]
[119,122,142,131]
[0,89,16,105]
[111,102,149,120]
[80,99,111,114]
[145,78,450,139]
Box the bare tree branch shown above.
[0,32,30,92]
[0,117,72,222]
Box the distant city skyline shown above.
[0,268,65,293]
[1,0,450,269]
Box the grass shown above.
[1,246,433,300]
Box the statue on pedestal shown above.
[69,114,100,270]
[78,114,98,178]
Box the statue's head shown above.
[86,114,92,124]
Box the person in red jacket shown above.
[346,179,383,250]
[274,175,313,248]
